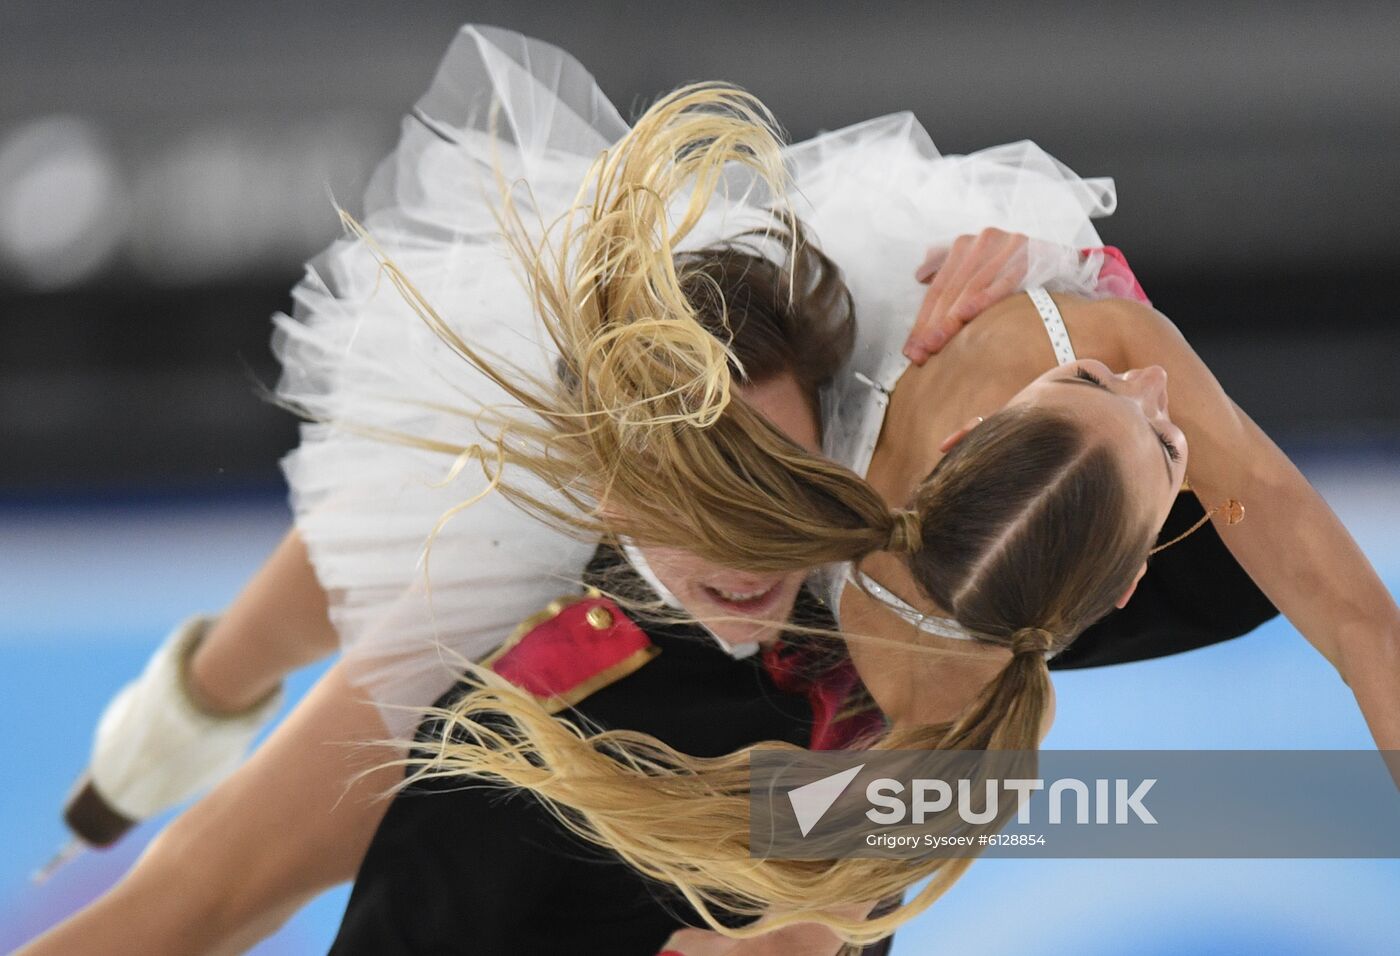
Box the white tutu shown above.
[780,114,1123,486]
[272,25,1124,737]
[272,26,624,737]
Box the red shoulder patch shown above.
[481,595,658,714]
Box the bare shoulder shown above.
[932,293,1193,397]
[945,294,1062,380]
[1053,296,1189,370]
[947,293,1152,373]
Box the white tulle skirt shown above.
[273,24,1122,737]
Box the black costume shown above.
[330,545,886,955]
[332,517,1276,954]
[1052,492,1277,669]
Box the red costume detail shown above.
[488,593,881,749]
[1085,245,1151,305]
[487,597,657,712]
[761,644,884,750]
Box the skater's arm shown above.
[187,528,339,714]
[661,924,843,955]
[22,664,401,955]
[659,899,885,955]
[64,527,345,848]
[1105,299,1400,750]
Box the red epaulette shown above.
[479,593,659,715]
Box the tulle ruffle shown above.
[273,26,623,737]
[273,24,1123,736]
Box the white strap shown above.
[1027,286,1077,365]
[852,371,891,397]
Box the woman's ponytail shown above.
[349,80,1157,949]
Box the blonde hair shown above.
[341,82,1155,946]
[347,83,894,572]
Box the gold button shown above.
[586,606,614,630]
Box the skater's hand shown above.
[658,929,736,955]
[904,227,1031,364]
[659,924,842,955]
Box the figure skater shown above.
[308,47,1398,951]
[31,23,1394,955]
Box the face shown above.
[634,371,821,650]
[1005,358,1188,534]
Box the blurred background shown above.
[2,1,1397,953]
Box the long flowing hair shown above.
[342,83,1154,946]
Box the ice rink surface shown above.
[3,452,1398,953]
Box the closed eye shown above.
[1155,429,1182,462]
[1060,365,1179,485]
[1074,366,1105,387]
